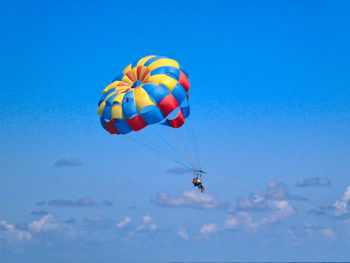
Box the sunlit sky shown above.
[1,1,350,262]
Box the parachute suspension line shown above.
[185,120,201,170]
[124,135,193,170]
[168,127,198,170]
[152,128,196,170]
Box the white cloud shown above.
[177,227,189,240]
[261,200,295,224]
[142,215,152,224]
[223,183,296,234]
[237,212,259,232]
[236,181,303,212]
[135,215,158,232]
[200,223,218,234]
[320,228,336,240]
[28,215,60,233]
[0,221,32,245]
[117,216,131,228]
[154,190,220,209]
[225,181,296,233]
[289,223,337,242]
[224,215,238,229]
[332,186,350,217]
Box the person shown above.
[192,176,206,192]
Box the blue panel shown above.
[122,90,134,103]
[112,73,125,82]
[181,104,190,118]
[105,93,118,105]
[142,83,170,103]
[113,119,132,134]
[150,66,180,80]
[161,120,171,127]
[171,83,187,105]
[100,118,106,130]
[102,102,112,120]
[98,88,116,106]
[141,106,164,124]
[144,56,167,66]
[122,91,138,119]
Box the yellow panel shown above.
[137,55,156,67]
[133,88,156,112]
[104,91,118,101]
[97,101,106,116]
[147,58,179,71]
[103,81,120,94]
[112,93,125,104]
[122,64,132,74]
[147,75,178,91]
[111,104,124,119]
[121,75,133,84]
[132,66,138,81]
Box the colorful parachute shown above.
[97,55,190,135]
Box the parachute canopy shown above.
[98,55,190,135]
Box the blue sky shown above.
[1,0,350,262]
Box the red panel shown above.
[126,71,135,82]
[104,120,120,134]
[117,82,130,86]
[158,94,179,117]
[179,71,190,92]
[137,66,142,80]
[167,109,185,128]
[126,114,147,131]
[141,68,150,81]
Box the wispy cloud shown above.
[48,197,96,207]
[117,216,131,228]
[43,198,113,207]
[295,177,331,187]
[135,215,158,232]
[54,158,82,167]
[177,227,189,240]
[153,190,221,209]
[200,223,218,234]
[30,210,48,216]
[289,223,336,242]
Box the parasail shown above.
[97,55,190,135]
